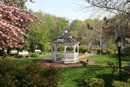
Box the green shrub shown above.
[122,47,130,57]
[58,46,64,51]
[30,53,40,58]
[66,46,73,51]
[79,46,89,53]
[3,54,10,58]
[85,78,105,87]
[97,48,102,54]
[97,48,112,55]
[112,80,130,87]
[106,48,113,55]
[0,60,61,87]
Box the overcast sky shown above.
[25,0,111,21]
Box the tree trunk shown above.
[30,43,35,53]
[7,48,11,55]
[0,48,4,56]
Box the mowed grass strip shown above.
[83,55,130,66]
[8,54,52,65]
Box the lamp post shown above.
[115,36,122,81]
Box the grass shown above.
[58,65,130,87]
[8,54,52,65]
[83,54,130,66]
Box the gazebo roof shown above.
[53,30,79,44]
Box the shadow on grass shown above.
[61,66,116,87]
[61,65,130,87]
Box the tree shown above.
[0,0,26,9]
[83,0,130,14]
[69,19,82,40]
[82,0,130,40]
[0,2,42,49]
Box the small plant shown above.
[107,61,118,72]
[127,78,130,82]
[30,53,40,58]
[85,78,105,87]
[123,66,130,73]
[112,80,130,87]
[122,47,130,57]
[80,59,89,66]
[3,54,10,58]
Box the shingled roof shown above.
[53,30,79,44]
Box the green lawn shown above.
[8,54,52,65]
[58,66,130,87]
[83,55,130,66]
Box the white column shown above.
[54,44,57,61]
[73,45,76,62]
[64,45,68,61]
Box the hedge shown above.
[0,61,61,87]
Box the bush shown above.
[30,53,40,58]
[3,54,10,58]
[79,46,89,53]
[97,48,112,55]
[122,47,130,57]
[85,78,105,87]
[112,80,130,87]
[106,48,113,55]
[0,60,62,87]
[66,46,73,51]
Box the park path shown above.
[36,53,95,67]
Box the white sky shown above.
[25,0,113,21]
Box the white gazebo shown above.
[51,30,80,63]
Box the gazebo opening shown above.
[51,29,80,64]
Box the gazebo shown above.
[51,29,80,63]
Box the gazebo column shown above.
[77,44,79,62]
[64,45,68,62]
[73,45,76,62]
[54,44,57,61]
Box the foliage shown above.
[80,59,89,66]
[85,78,105,87]
[0,2,42,49]
[112,80,130,87]
[30,53,40,58]
[83,0,130,14]
[3,54,10,58]
[0,60,61,87]
[97,48,112,55]
[122,47,130,57]
[66,46,73,52]
[107,61,118,72]
[1,0,26,9]
[123,66,130,73]
[57,46,64,51]
[79,46,89,53]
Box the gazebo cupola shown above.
[51,29,80,63]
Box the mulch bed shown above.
[36,58,95,67]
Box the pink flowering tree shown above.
[0,1,42,55]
